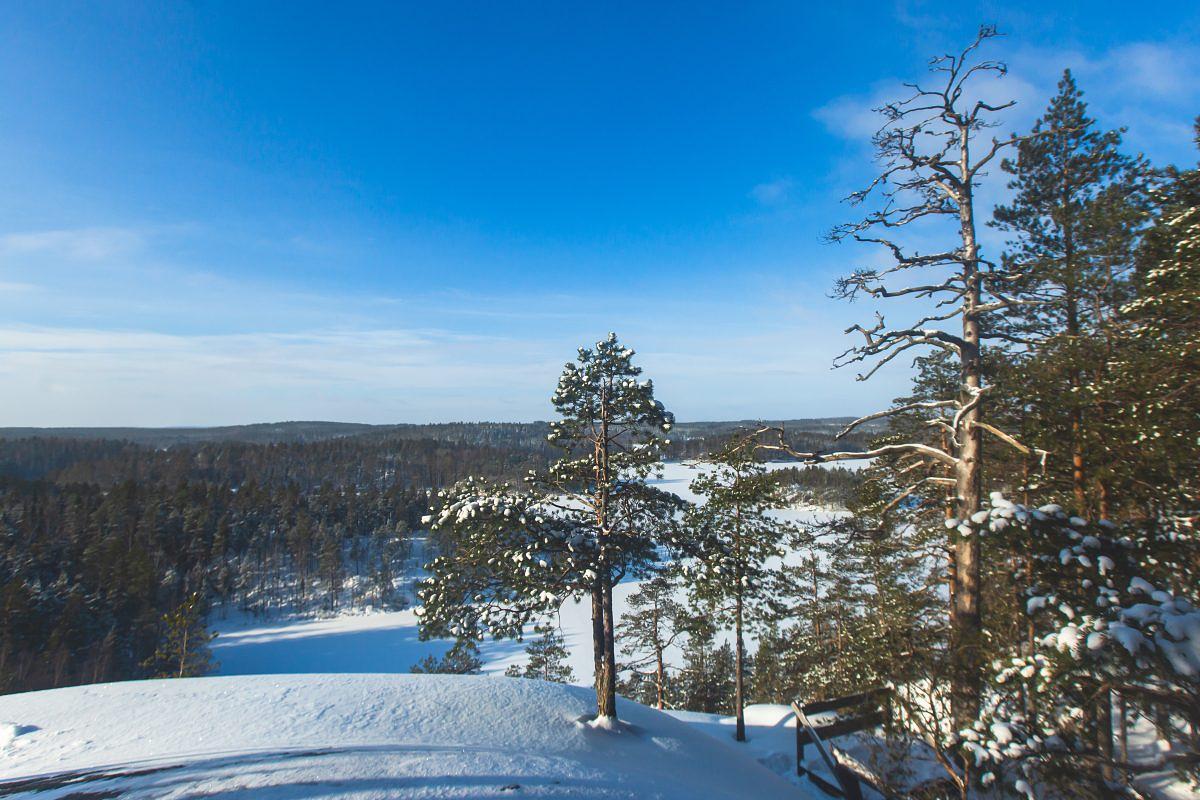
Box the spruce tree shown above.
[678,619,735,715]
[1118,121,1200,529]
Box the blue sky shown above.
[1,1,1197,425]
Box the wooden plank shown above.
[797,710,886,746]
[793,702,858,799]
[800,687,890,715]
[834,765,865,800]
[798,766,846,797]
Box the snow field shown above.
[0,674,811,798]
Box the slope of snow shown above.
[0,673,811,799]
[666,704,799,781]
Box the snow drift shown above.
[0,673,807,798]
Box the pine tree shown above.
[681,445,792,740]
[504,623,576,683]
[410,637,483,674]
[419,333,678,721]
[615,571,688,709]
[992,69,1150,518]
[144,593,217,678]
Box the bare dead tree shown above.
[751,26,1047,752]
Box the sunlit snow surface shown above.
[0,674,809,798]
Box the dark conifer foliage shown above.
[143,593,218,678]
[410,638,484,674]
[0,430,533,694]
[991,69,1152,518]
[504,624,576,684]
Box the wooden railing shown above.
[791,687,892,799]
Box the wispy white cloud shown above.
[0,325,564,426]
[1092,42,1198,102]
[812,86,889,142]
[0,271,910,426]
[749,178,795,207]
[0,226,146,261]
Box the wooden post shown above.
[834,765,865,800]
[797,723,805,776]
[793,701,806,775]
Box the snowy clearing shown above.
[0,674,811,799]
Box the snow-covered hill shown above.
[0,673,810,799]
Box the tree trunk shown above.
[655,645,665,710]
[1098,480,1111,520]
[599,578,618,719]
[1117,691,1128,763]
[1097,687,1115,783]
[1063,228,1090,517]
[735,593,746,742]
[178,625,189,679]
[592,381,618,721]
[591,582,612,717]
[951,160,984,740]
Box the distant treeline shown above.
[0,417,879,466]
[0,435,548,490]
[772,465,861,506]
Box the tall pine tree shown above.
[681,446,792,741]
[992,69,1149,517]
[420,334,678,721]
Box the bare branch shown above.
[751,426,958,468]
[835,400,958,439]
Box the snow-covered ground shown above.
[0,674,812,799]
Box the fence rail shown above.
[791,686,893,799]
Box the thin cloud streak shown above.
[0,227,146,261]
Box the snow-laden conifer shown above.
[418,333,680,720]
